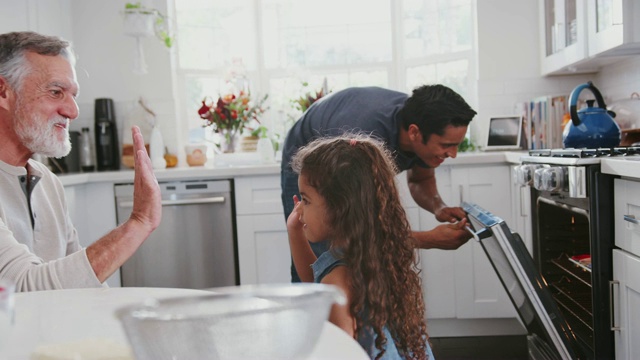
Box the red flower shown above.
[198,100,211,119]
[199,92,269,136]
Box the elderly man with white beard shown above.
[0,31,162,291]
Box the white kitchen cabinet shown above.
[614,178,640,256]
[234,175,291,285]
[403,165,517,320]
[612,249,640,360]
[586,0,640,57]
[612,177,640,359]
[539,0,591,75]
[449,164,517,319]
[539,0,640,75]
[63,181,120,287]
[236,213,290,284]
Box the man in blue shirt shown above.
[281,84,477,282]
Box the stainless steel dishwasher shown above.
[115,179,237,289]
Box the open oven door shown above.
[462,202,590,360]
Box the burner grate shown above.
[529,146,640,158]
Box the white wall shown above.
[1,0,639,159]
[473,0,591,148]
[0,0,182,166]
[594,56,640,102]
[0,0,73,41]
[68,0,181,164]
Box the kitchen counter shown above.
[602,158,640,179]
[58,163,281,186]
[444,150,527,165]
[59,151,525,186]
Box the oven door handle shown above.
[610,280,621,331]
[465,225,492,242]
[118,196,226,208]
[623,214,639,225]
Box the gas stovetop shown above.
[522,147,640,165]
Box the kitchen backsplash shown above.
[473,57,640,150]
[596,56,640,102]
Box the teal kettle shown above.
[563,81,620,148]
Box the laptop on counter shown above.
[483,115,524,151]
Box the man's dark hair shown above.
[398,84,477,142]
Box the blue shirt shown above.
[312,251,435,360]
[282,87,427,173]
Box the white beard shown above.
[13,100,71,159]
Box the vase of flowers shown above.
[198,91,268,153]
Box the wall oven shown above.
[509,147,640,359]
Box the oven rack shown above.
[550,278,593,318]
[550,283,594,348]
[549,255,592,287]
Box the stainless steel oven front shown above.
[515,150,617,359]
[115,179,238,289]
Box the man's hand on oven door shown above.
[435,206,466,223]
[413,218,471,250]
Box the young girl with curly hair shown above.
[287,134,433,360]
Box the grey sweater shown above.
[0,159,102,291]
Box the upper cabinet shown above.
[540,0,590,75]
[586,0,640,56]
[540,0,640,75]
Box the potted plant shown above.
[286,81,330,129]
[124,2,173,48]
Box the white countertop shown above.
[602,158,640,179]
[58,163,281,186]
[443,151,527,166]
[4,287,368,360]
[59,151,522,186]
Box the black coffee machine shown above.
[94,98,119,171]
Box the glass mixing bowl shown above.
[115,283,345,360]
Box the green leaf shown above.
[125,2,142,10]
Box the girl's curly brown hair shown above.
[291,134,428,360]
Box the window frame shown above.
[172,0,477,135]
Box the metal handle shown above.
[465,225,492,242]
[118,196,225,208]
[610,280,620,331]
[624,214,639,225]
[519,186,528,217]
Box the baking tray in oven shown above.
[463,202,590,360]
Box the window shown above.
[174,0,476,139]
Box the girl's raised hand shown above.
[286,194,316,282]
[286,195,304,234]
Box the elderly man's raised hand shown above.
[130,126,161,233]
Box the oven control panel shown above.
[534,166,566,192]
[515,164,587,198]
